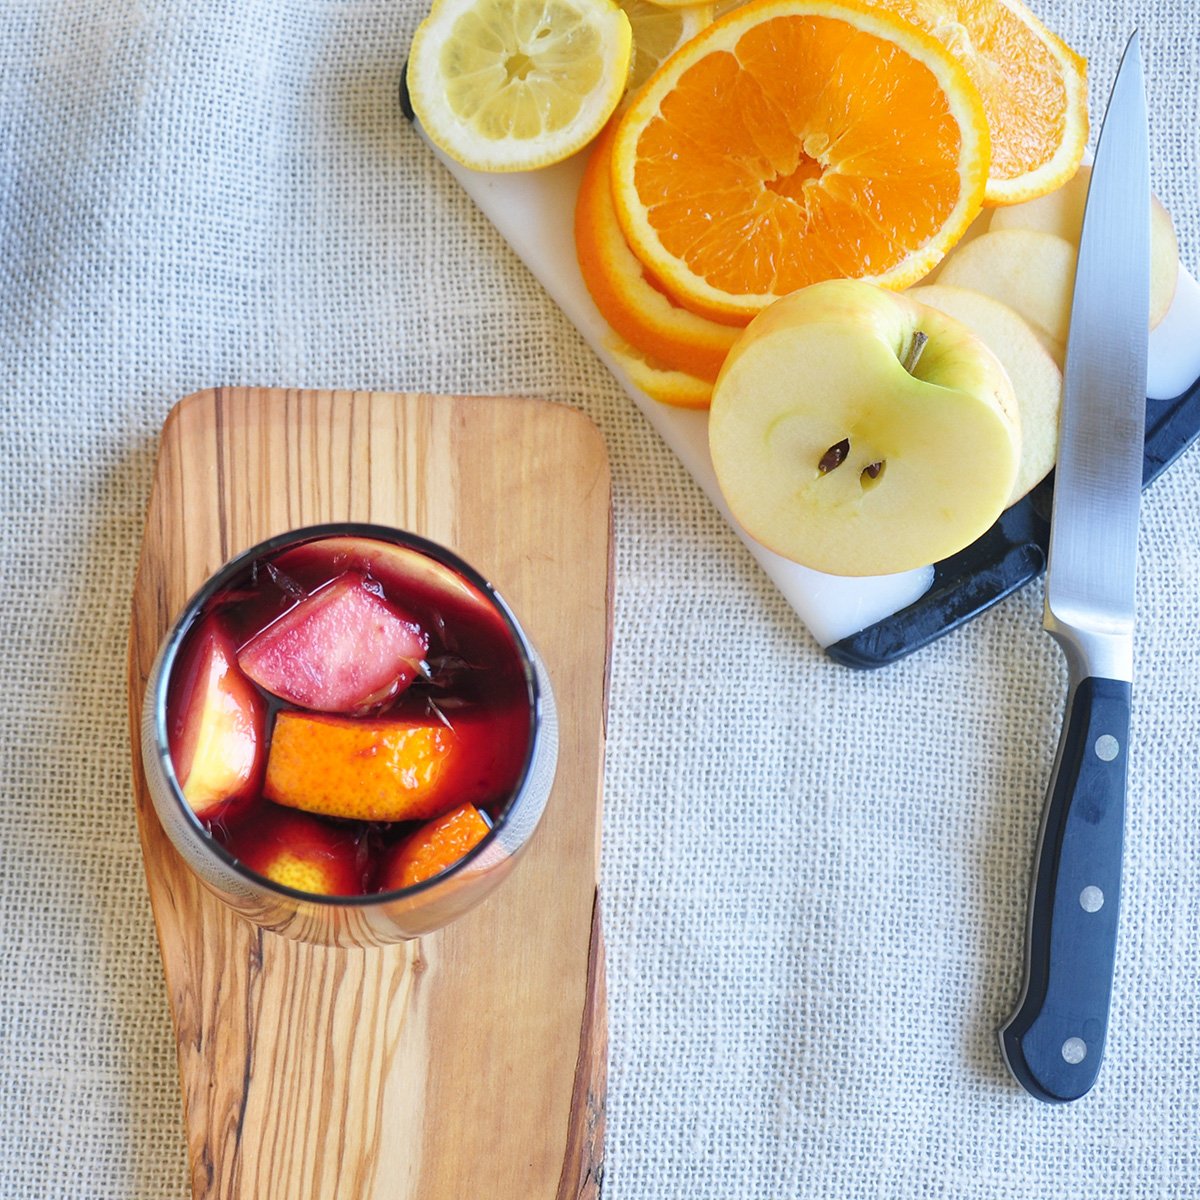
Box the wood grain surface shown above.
[127,388,613,1200]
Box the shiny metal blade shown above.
[1044,31,1150,683]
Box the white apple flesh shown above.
[935,229,1076,366]
[709,280,1021,577]
[905,284,1062,505]
[988,164,1179,327]
[169,619,267,818]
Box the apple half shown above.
[905,284,1061,505]
[709,280,1021,577]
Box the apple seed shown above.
[860,460,886,490]
[818,438,850,474]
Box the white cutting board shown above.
[431,144,1200,648]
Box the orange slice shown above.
[576,122,741,380]
[264,711,457,823]
[606,334,715,407]
[610,0,991,321]
[381,804,492,890]
[863,0,1087,204]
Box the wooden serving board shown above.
[127,388,613,1200]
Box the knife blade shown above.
[998,30,1150,1104]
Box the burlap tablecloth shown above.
[2,2,1198,1196]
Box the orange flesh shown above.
[865,0,1083,194]
[574,122,743,377]
[387,803,491,888]
[264,711,456,823]
[957,4,1072,184]
[629,14,970,296]
[261,852,340,896]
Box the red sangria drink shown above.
[142,526,556,946]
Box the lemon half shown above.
[409,0,633,172]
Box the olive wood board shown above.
[127,387,613,1200]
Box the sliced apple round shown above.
[709,280,1021,578]
[905,284,1061,505]
[989,164,1179,326]
[935,229,1075,367]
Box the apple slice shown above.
[238,571,427,714]
[905,284,1062,505]
[916,205,992,285]
[263,707,529,823]
[709,279,1020,577]
[377,803,492,891]
[935,229,1076,366]
[167,616,266,819]
[989,165,1179,326]
[229,805,363,896]
[270,536,503,641]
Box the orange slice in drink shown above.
[576,122,740,380]
[863,0,1087,205]
[265,712,458,823]
[380,804,492,890]
[610,0,991,322]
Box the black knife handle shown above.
[1000,675,1131,1102]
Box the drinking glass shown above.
[139,523,557,947]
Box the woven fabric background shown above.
[2,1,1198,1196]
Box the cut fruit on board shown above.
[860,0,1088,205]
[618,0,713,96]
[609,0,992,321]
[404,87,1200,658]
[407,0,632,171]
[575,120,740,382]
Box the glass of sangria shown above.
[140,524,557,947]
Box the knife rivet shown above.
[1094,735,1120,762]
[1080,885,1105,913]
[1062,1037,1087,1065]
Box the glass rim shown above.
[147,521,544,909]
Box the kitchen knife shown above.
[999,31,1150,1104]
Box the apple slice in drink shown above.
[237,572,428,714]
[709,279,1020,577]
[167,617,267,819]
[271,536,504,643]
[230,805,363,896]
